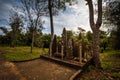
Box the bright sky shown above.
[42,0,91,35]
[0,0,107,36]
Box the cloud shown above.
[0,0,92,36]
[0,0,15,20]
[42,0,91,36]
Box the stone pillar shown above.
[79,45,82,63]
[61,45,64,60]
[52,35,57,55]
[58,42,62,53]
[62,28,67,57]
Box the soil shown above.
[0,55,119,80]
[0,55,76,80]
[79,68,120,80]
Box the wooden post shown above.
[79,45,82,63]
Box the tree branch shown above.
[96,0,102,29]
[86,0,95,30]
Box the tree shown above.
[86,31,93,42]
[77,27,86,40]
[0,27,8,34]
[99,30,108,52]
[66,30,73,40]
[20,0,44,53]
[44,0,77,56]
[48,0,67,56]
[0,12,24,47]
[9,12,24,47]
[42,34,51,48]
[105,0,120,50]
[85,0,102,68]
[0,27,11,46]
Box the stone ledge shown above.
[69,70,81,80]
[41,55,84,69]
[40,54,93,80]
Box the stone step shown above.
[41,55,84,70]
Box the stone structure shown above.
[62,28,67,56]
[50,28,92,62]
[66,39,73,58]
[52,35,57,55]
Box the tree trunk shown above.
[86,0,102,68]
[31,31,34,53]
[48,0,54,56]
[92,29,101,68]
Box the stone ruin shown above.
[50,28,92,62]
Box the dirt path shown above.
[0,55,26,80]
[14,59,77,80]
[0,55,76,80]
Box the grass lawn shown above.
[101,50,120,71]
[0,46,48,61]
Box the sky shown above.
[0,0,107,36]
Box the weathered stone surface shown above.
[58,41,62,53]
[52,35,57,55]
[66,39,73,58]
[72,41,79,57]
[62,28,67,56]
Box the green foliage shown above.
[1,46,48,61]
[107,0,120,26]
[86,31,93,42]
[100,77,108,80]
[0,27,8,34]
[104,0,120,50]
[9,12,24,47]
[87,65,95,72]
[42,34,51,48]
[66,30,73,40]
[100,30,108,52]
[84,38,90,45]
[111,73,120,79]
[101,50,120,71]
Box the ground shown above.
[79,68,117,80]
[0,47,120,80]
[79,50,120,80]
[0,55,77,80]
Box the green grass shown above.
[100,50,120,71]
[87,65,95,72]
[111,73,120,79]
[0,46,48,61]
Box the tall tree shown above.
[20,0,44,53]
[85,0,102,68]
[47,0,73,56]
[0,12,24,47]
[48,0,54,56]
[48,0,67,56]
[0,27,8,34]
[105,0,120,50]
[9,12,24,47]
